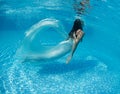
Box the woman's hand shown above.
[66,55,72,64]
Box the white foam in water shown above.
[15,18,72,63]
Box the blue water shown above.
[0,0,120,94]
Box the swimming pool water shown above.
[0,0,120,94]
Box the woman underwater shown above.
[66,19,84,63]
[20,18,84,63]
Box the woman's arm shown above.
[66,30,84,64]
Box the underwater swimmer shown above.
[23,19,84,63]
[66,19,84,64]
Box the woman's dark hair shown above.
[69,19,83,38]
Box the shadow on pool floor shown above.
[38,59,98,75]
